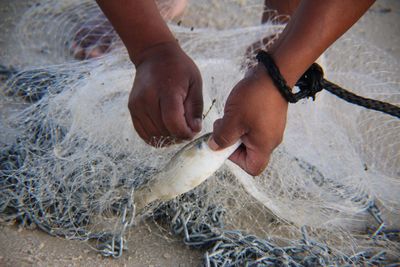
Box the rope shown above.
[322,79,400,119]
[256,51,400,119]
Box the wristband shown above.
[256,50,324,103]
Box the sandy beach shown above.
[0,0,399,266]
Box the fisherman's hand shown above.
[208,64,288,175]
[129,42,203,145]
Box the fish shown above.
[134,133,241,211]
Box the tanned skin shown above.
[96,0,375,175]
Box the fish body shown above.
[134,133,241,210]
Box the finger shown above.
[129,99,152,143]
[209,115,244,150]
[70,41,86,60]
[184,79,203,133]
[87,47,104,58]
[160,93,194,139]
[144,107,171,145]
[132,106,170,146]
[229,144,271,176]
[146,106,170,137]
[139,113,163,144]
[131,116,150,143]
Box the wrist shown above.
[256,50,325,103]
[130,40,181,67]
[251,63,289,109]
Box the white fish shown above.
[134,133,241,210]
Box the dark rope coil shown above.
[256,50,400,119]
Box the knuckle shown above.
[212,119,222,130]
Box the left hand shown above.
[128,42,203,145]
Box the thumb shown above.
[208,116,244,151]
[184,80,203,133]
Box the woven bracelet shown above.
[256,50,324,103]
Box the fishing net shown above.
[1,0,399,265]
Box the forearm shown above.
[96,0,176,65]
[269,0,375,87]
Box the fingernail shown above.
[193,118,202,132]
[208,137,220,151]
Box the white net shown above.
[1,0,399,265]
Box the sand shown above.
[0,0,399,266]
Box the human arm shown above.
[209,0,375,175]
[96,0,203,145]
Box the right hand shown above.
[208,65,288,176]
[128,42,203,146]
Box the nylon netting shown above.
[0,0,399,265]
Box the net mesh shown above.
[1,0,399,265]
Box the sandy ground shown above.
[0,0,399,266]
[0,222,202,267]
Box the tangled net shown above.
[1,0,399,265]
